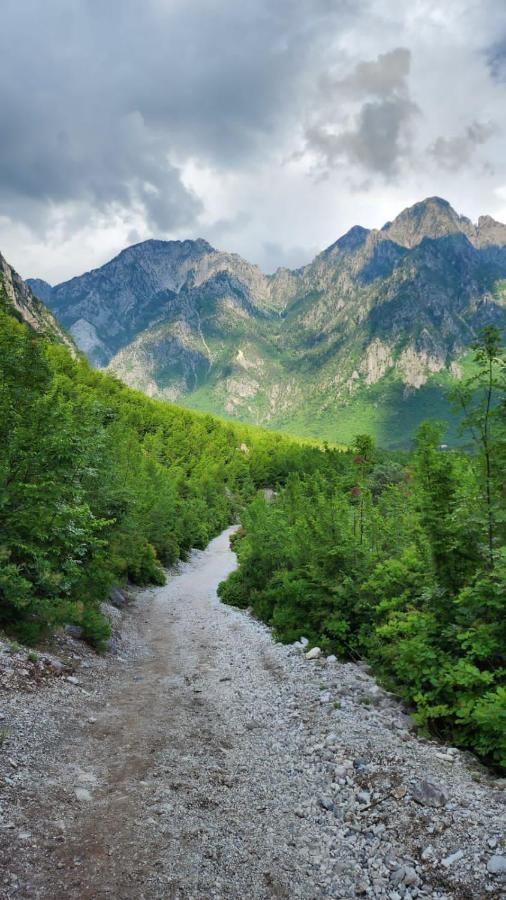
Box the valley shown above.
[28,197,506,447]
[2,5,506,898]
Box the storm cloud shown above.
[1,0,506,281]
[0,0,354,235]
[429,122,498,171]
[304,48,419,176]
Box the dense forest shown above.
[0,288,327,650]
[219,328,506,770]
[1,272,505,770]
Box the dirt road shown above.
[0,528,504,899]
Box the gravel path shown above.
[0,527,505,899]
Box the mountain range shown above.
[26,197,506,447]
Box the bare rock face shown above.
[0,253,74,351]
[26,197,506,445]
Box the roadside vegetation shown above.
[1,275,504,769]
[0,287,328,650]
[219,328,506,769]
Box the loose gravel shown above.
[0,527,504,899]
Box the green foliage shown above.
[221,337,506,769]
[80,607,112,653]
[3,297,505,771]
[0,303,312,649]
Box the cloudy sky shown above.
[1,0,506,283]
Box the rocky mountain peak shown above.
[380,197,474,248]
[117,237,215,262]
[26,277,53,304]
[323,225,371,257]
[25,196,506,446]
[475,215,506,247]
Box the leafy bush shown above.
[80,607,112,653]
[0,299,320,650]
[221,330,506,769]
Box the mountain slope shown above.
[29,239,280,367]
[28,198,506,446]
[1,252,74,350]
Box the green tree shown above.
[451,325,506,568]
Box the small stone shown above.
[299,637,309,647]
[335,761,353,777]
[391,784,407,800]
[325,732,338,746]
[403,866,419,886]
[87,717,97,724]
[357,791,371,805]
[74,788,92,802]
[391,867,405,885]
[318,796,335,812]
[326,655,337,663]
[436,752,455,762]
[487,855,506,875]
[305,647,321,660]
[353,758,368,771]
[110,587,128,607]
[442,849,464,867]
[48,660,64,674]
[410,780,447,808]
[64,624,83,639]
[487,837,498,849]
[421,845,434,861]
[66,676,79,685]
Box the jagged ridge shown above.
[27,198,506,446]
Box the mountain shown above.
[28,198,506,447]
[29,239,282,367]
[1,252,74,350]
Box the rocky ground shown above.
[0,527,505,899]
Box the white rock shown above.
[74,788,92,802]
[299,637,309,647]
[305,647,321,660]
[436,752,455,762]
[442,849,464,867]
[403,867,419,886]
[487,855,506,875]
[326,655,337,663]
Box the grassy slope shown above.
[180,360,477,450]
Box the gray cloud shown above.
[260,240,317,273]
[429,122,498,171]
[321,47,411,100]
[1,1,506,283]
[0,0,359,239]
[305,48,419,177]
[487,38,506,80]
